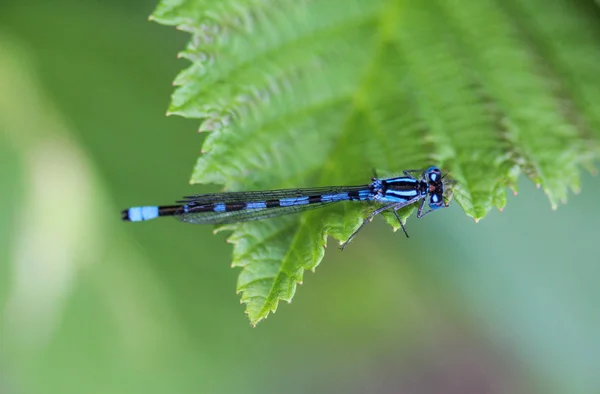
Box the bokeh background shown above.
[1,1,599,394]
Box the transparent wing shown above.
[176,200,339,224]
[177,185,367,204]
[175,185,370,225]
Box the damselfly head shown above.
[426,167,457,209]
[421,167,443,210]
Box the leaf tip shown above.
[473,218,480,224]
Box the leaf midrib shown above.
[254,0,404,322]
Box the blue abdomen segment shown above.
[123,206,159,222]
[320,192,350,202]
[123,205,187,221]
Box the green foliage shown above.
[151,0,600,325]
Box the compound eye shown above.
[427,167,442,183]
[429,193,444,210]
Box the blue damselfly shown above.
[122,166,454,249]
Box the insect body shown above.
[122,166,453,249]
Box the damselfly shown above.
[122,166,454,249]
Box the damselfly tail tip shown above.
[121,209,131,221]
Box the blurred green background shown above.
[1,1,599,394]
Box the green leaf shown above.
[151,0,600,325]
